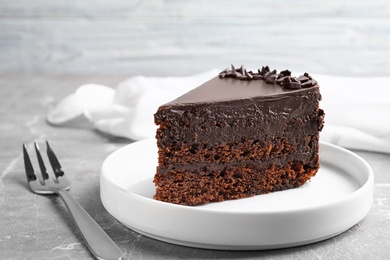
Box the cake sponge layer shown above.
[154,160,318,205]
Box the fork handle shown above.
[58,190,124,260]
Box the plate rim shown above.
[100,139,374,249]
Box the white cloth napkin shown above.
[47,71,390,154]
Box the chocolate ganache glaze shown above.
[155,64,324,159]
[162,65,320,105]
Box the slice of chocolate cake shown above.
[154,65,325,206]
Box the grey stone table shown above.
[1,75,389,259]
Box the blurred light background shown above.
[1,0,389,76]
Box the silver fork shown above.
[23,141,124,260]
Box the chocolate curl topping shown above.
[218,65,317,90]
[259,66,270,76]
[219,65,265,81]
[245,70,254,79]
[279,69,292,77]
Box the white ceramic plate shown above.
[100,139,374,250]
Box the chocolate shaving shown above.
[259,66,270,76]
[238,65,245,75]
[245,70,254,80]
[280,76,301,90]
[218,65,317,90]
[276,76,288,84]
[265,74,277,84]
[252,74,263,80]
[301,81,313,88]
[279,70,291,77]
[289,77,302,89]
[297,75,309,82]
[235,71,243,78]
[263,69,276,78]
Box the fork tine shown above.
[46,141,64,178]
[23,144,37,182]
[34,142,49,180]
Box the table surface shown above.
[1,74,390,260]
